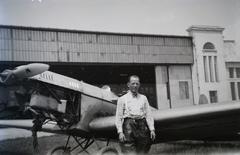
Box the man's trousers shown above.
[119,118,151,155]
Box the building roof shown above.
[187,25,225,32]
[0,25,191,39]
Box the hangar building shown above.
[0,25,236,115]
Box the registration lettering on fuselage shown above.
[39,72,54,81]
[69,81,80,89]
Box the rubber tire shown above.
[47,146,70,155]
[96,146,119,155]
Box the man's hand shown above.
[119,132,126,143]
[150,130,156,141]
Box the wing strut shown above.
[43,83,61,104]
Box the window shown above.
[214,56,219,82]
[231,82,236,100]
[229,69,240,101]
[209,56,214,82]
[209,91,218,103]
[238,82,240,99]
[228,68,240,78]
[229,68,234,78]
[179,81,189,99]
[236,68,240,78]
[203,56,209,82]
[203,42,215,49]
[203,42,218,82]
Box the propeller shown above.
[0,63,49,85]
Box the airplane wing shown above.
[89,100,240,143]
[0,119,62,134]
[1,100,240,143]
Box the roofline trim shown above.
[187,25,225,32]
[0,25,192,39]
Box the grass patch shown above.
[150,141,240,155]
[0,134,240,155]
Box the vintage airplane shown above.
[0,63,240,155]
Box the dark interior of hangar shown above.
[0,63,157,107]
[49,65,155,85]
[0,64,155,85]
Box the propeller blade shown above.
[0,63,49,85]
[0,70,14,85]
[13,63,49,79]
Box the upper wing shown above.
[89,100,240,143]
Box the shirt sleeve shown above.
[144,96,155,131]
[115,97,124,133]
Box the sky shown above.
[0,0,239,45]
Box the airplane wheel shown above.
[96,146,119,155]
[47,146,71,155]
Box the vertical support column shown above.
[155,66,170,109]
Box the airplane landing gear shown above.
[46,134,119,155]
[47,146,71,155]
[96,146,119,155]
[47,146,119,155]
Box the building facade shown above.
[0,25,238,117]
[224,40,240,101]
[187,26,232,104]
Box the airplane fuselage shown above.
[27,71,117,135]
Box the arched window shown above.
[203,42,215,49]
[202,42,219,83]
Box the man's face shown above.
[127,77,140,93]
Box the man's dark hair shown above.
[128,75,140,83]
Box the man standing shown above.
[116,75,156,155]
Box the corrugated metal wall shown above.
[0,26,193,64]
[0,28,12,60]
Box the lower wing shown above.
[0,119,61,134]
[89,100,240,143]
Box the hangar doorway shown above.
[49,64,157,108]
[0,64,156,107]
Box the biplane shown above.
[0,63,240,155]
